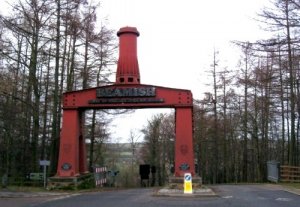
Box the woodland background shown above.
[1,0,300,186]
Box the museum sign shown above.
[89,87,164,104]
[96,87,156,98]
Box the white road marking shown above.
[222,196,233,199]
[275,197,292,202]
[257,196,267,200]
[44,193,81,202]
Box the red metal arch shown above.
[55,26,195,179]
[63,84,192,109]
[56,84,195,177]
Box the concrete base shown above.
[154,176,215,197]
[169,176,202,183]
[168,176,202,190]
[155,187,216,197]
[48,173,93,190]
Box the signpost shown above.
[39,160,50,188]
[184,173,193,194]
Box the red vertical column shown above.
[79,112,88,174]
[175,107,195,177]
[56,109,81,177]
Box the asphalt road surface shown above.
[1,184,300,207]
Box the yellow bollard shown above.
[184,173,193,194]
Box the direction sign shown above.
[39,160,50,166]
[184,174,192,181]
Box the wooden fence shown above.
[280,165,300,182]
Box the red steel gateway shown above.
[56,27,195,179]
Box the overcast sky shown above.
[99,0,271,142]
[100,0,270,95]
[0,0,272,143]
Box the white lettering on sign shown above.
[96,87,156,98]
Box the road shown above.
[1,184,299,207]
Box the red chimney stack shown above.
[115,27,140,84]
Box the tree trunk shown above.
[50,0,61,175]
